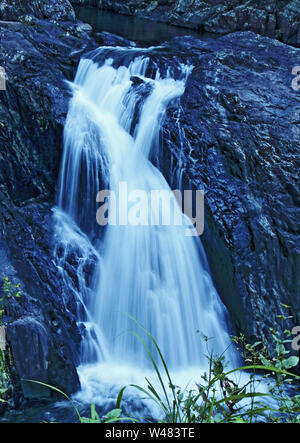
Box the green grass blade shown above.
[116,385,127,409]
[127,316,182,420]
[127,329,172,414]
[129,383,169,417]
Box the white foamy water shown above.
[54,47,242,413]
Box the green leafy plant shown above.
[232,305,300,423]
[115,317,299,423]
[15,312,300,423]
[0,277,22,325]
[0,278,22,408]
[0,350,10,406]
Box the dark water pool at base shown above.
[0,394,154,423]
[74,5,218,46]
[0,399,117,423]
[0,400,79,423]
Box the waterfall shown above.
[54,47,239,398]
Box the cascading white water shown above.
[54,47,240,403]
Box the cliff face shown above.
[72,0,300,47]
[159,34,300,344]
[0,3,97,401]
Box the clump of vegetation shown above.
[0,347,12,411]
[0,277,22,325]
[15,311,300,423]
[0,278,22,409]
[113,317,299,423]
[231,305,300,423]
[276,29,283,42]
[18,15,35,26]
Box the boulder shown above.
[95,31,136,46]
[0,0,76,22]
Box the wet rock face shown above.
[0,199,84,398]
[0,17,97,399]
[159,33,300,344]
[72,0,300,47]
[0,17,97,204]
[95,31,136,47]
[0,0,76,21]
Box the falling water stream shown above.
[54,46,240,414]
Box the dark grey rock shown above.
[0,17,97,204]
[158,33,300,345]
[0,20,23,31]
[0,0,76,22]
[95,31,136,46]
[76,22,93,33]
[0,16,97,401]
[0,198,83,398]
[6,317,50,397]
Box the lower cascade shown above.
[54,46,240,403]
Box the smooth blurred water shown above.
[54,46,240,405]
[74,6,214,46]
